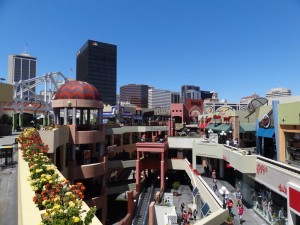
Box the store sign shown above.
[260,114,270,128]
[255,160,300,197]
[289,187,300,213]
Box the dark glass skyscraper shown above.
[76,40,117,106]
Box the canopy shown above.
[256,127,275,138]
[239,123,256,133]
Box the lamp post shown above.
[219,186,229,209]
[220,130,227,144]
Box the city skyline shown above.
[1,0,300,102]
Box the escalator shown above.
[132,178,160,225]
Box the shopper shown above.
[235,188,242,206]
[227,198,234,216]
[193,209,197,221]
[237,203,244,224]
[211,169,217,183]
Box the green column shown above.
[47,114,51,126]
[43,117,46,126]
[19,113,23,129]
[12,114,17,131]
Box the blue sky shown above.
[1,0,300,102]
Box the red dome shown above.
[54,81,101,101]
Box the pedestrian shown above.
[233,138,238,147]
[182,210,188,223]
[188,208,192,221]
[237,203,244,224]
[211,169,217,183]
[227,198,234,216]
[181,202,185,214]
[235,188,242,206]
[226,139,230,146]
[193,209,197,221]
[213,183,218,194]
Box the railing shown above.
[257,155,300,175]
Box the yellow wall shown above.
[0,83,13,102]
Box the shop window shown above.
[285,132,300,164]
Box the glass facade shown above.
[76,40,117,106]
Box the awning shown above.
[256,127,275,138]
[205,123,232,133]
[239,123,256,133]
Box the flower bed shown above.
[19,128,96,225]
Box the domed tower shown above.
[52,80,107,224]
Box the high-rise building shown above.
[8,53,37,98]
[181,85,201,105]
[171,92,180,104]
[266,88,291,98]
[148,88,179,109]
[76,40,117,106]
[200,90,213,100]
[120,84,148,108]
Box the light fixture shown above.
[68,100,72,107]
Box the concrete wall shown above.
[18,151,102,225]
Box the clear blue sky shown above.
[1,0,300,102]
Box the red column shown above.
[160,152,165,190]
[136,151,140,192]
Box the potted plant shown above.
[225,214,234,225]
[172,181,180,196]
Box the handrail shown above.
[141,183,155,225]
[131,181,146,225]
[257,155,300,175]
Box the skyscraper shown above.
[181,85,201,105]
[120,84,148,108]
[148,87,180,109]
[8,53,37,98]
[76,40,117,106]
[266,88,291,98]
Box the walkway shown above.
[201,176,270,225]
[0,132,20,225]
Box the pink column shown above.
[136,151,140,192]
[160,152,165,190]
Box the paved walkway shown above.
[201,176,270,225]
[0,132,20,225]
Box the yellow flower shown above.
[42,200,48,206]
[68,201,75,207]
[53,204,60,210]
[73,217,80,223]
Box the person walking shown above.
[181,202,185,214]
[193,209,197,221]
[227,198,234,216]
[237,203,244,224]
[211,169,217,183]
[235,188,242,206]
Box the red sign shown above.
[256,163,268,175]
[289,187,300,212]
